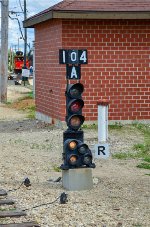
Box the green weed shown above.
[113,124,150,170]
[18,91,33,101]
[82,123,97,130]
[112,152,132,160]
[53,165,61,172]
[137,163,150,170]
[109,122,123,130]
[143,156,150,163]
[4,101,12,105]
[27,105,36,119]
[132,224,142,227]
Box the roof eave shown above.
[23,10,150,28]
[23,11,53,28]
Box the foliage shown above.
[82,123,97,130]
[52,165,61,172]
[109,122,123,130]
[7,91,35,119]
[113,123,150,170]
[136,162,150,170]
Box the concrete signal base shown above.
[62,168,93,191]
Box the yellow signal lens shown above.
[69,155,77,164]
[69,141,77,150]
[70,116,81,127]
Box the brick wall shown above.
[35,19,66,121]
[62,19,150,121]
[35,19,150,123]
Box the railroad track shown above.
[0,189,40,227]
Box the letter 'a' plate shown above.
[94,143,109,159]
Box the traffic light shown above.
[60,82,95,170]
[61,138,95,170]
[66,83,85,130]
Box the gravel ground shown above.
[0,86,149,227]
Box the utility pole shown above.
[24,0,27,68]
[22,0,28,86]
[0,0,9,102]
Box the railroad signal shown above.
[61,139,95,170]
[61,82,95,170]
[59,48,95,171]
[66,83,85,130]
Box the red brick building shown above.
[24,0,150,125]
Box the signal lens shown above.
[68,115,85,130]
[68,141,77,150]
[70,101,82,112]
[69,155,78,165]
[70,116,81,127]
[83,155,92,165]
[78,144,88,154]
[69,83,84,98]
[70,88,80,98]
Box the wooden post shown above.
[0,0,9,102]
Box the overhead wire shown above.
[18,0,23,12]
[9,14,24,40]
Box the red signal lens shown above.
[69,99,84,113]
[70,101,82,112]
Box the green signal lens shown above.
[70,88,80,98]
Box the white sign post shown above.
[94,100,110,159]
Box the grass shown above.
[112,152,134,160]
[82,123,97,130]
[82,122,123,130]
[7,91,36,119]
[109,122,123,130]
[113,123,150,170]
[132,224,142,227]
[136,163,150,170]
[52,165,61,172]
[26,105,36,119]
[10,139,53,151]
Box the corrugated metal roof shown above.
[24,0,150,28]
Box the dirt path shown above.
[0,84,31,120]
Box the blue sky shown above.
[7,0,63,52]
